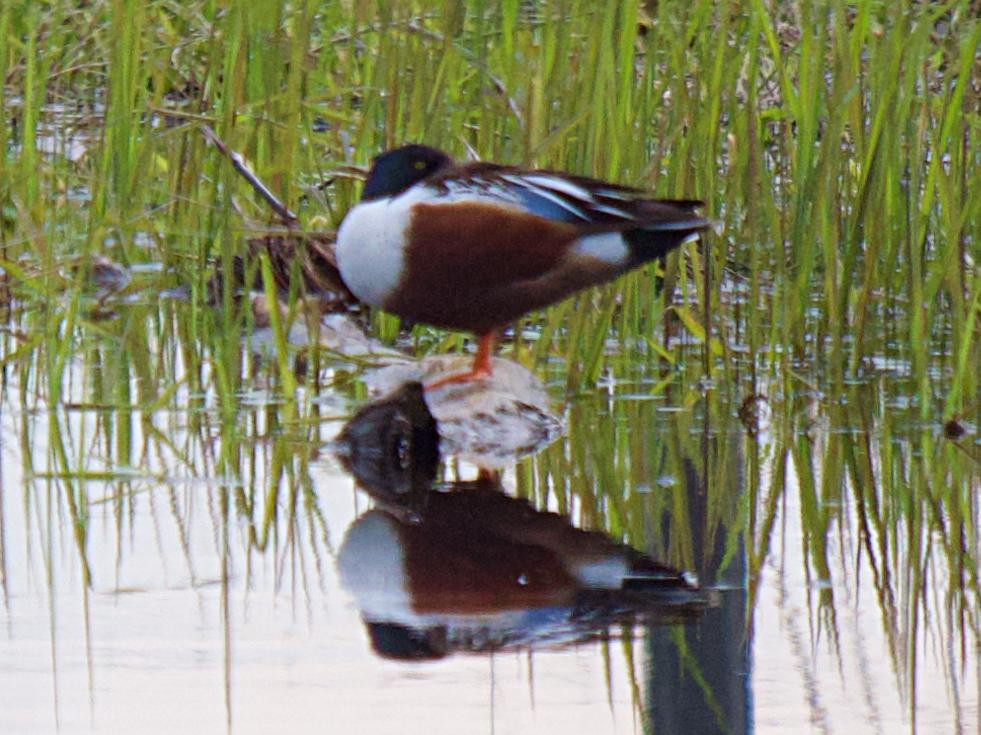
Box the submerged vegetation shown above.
[0,0,978,731]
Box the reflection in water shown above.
[362,356,565,467]
[331,382,707,661]
[0,303,976,732]
[648,457,750,734]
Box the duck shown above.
[335,144,710,386]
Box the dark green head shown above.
[361,144,454,201]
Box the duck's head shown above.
[361,144,454,201]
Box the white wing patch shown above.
[594,187,633,201]
[646,219,709,231]
[589,202,635,219]
[441,178,528,209]
[521,174,595,202]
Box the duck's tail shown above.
[622,200,712,265]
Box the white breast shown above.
[335,194,414,308]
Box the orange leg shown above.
[425,331,497,389]
[470,331,496,377]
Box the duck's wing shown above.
[428,163,708,234]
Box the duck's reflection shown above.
[332,382,706,661]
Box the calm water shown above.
[0,298,977,735]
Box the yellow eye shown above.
[413,160,427,170]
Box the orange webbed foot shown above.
[423,331,497,391]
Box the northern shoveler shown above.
[336,144,710,386]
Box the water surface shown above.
[0,297,976,734]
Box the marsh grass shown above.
[0,0,978,730]
[2,2,975,399]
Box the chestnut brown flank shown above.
[390,201,581,332]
